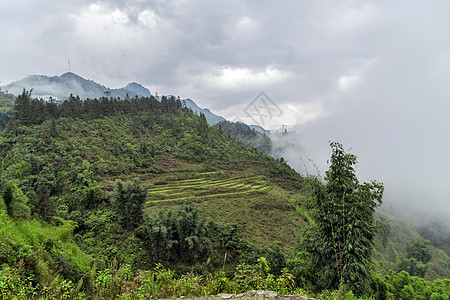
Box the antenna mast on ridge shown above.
[68,59,71,72]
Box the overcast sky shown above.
[1,0,450,219]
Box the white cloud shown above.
[237,16,253,29]
[284,102,328,126]
[72,3,165,45]
[337,57,379,92]
[337,75,362,91]
[218,101,327,129]
[198,66,290,90]
[328,2,379,36]
[138,9,164,30]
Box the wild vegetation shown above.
[300,142,384,296]
[214,120,272,155]
[0,90,449,299]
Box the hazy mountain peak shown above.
[3,73,136,100]
[60,72,82,79]
[124,82,151,97]
[182,98,225,125]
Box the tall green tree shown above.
[14,89,32,125]
[110,179,147,231]
[30,98,48,124]
[301,142,384,296]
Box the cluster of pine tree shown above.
[11,89,202,127]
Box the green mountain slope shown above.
[0,93,304,272]
[214,120,272,155]
[374,214,450,281]
[0,92,449,299]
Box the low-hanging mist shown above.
[270,121,450,226]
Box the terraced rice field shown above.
[147,173,270,203]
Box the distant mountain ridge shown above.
[183,98,226,125]
[2,72,145,100]
[1,72,227,125]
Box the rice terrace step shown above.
[147,174,270,203]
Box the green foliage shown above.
[13,89,32,126]
[398,257,428,278]
[146,174,269,203]
[0,208,92,292]
[266,242,287,276]
[0,90,15,113]
[214,120,272,155]
[220,224,248,251]
[119,259,300,299]
[177,131,209,162]
[80,184,103,210]
[373,215,450,281]
[408,239,433,264]
[301,142,384,296]
[219,224,260,263]
[232,257,294,293]
[1,90,448,298]
[0,263,39,299]
[290,195,315,225]
[136,205,212,265]
[373,269,450,300]
[0,255,286,299]
[110,179,147,231]
[417,219,450,257]
[2,184,13,216]
[0,90,14,130]
[0,95,303,291]
[32,166,58,221]
[394,239,433,278]
[316,288,358,300]
[1,237,450,299]
[287,251,313,289]
[2,183,31,219]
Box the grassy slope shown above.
[0,208,92,283]
[143,170,305,249]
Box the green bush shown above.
[135,205,212,265]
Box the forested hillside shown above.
[0,91,308,297]
[0,91,449,299]
[214,120,272,155]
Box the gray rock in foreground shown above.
[163,290,314,300]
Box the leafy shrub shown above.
[136,205,212,265]
[2,183,30,219]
